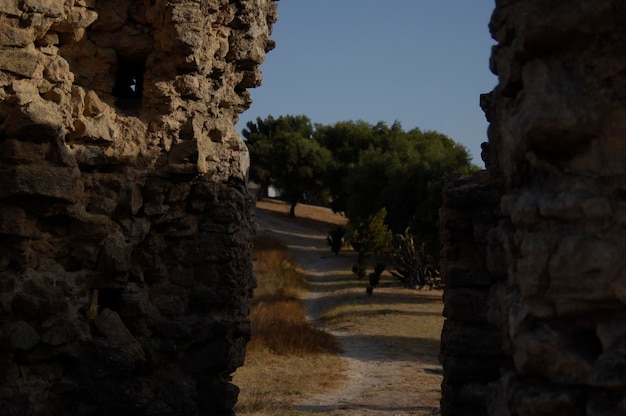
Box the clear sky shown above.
[236,1,497,167]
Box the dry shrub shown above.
[248,235,342,355]
[249,299,341,355]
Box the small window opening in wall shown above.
[113,56,145,111]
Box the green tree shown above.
[313,120,401,213]
[242,115,314,199]
[246,116,475,264]
[339,125,474,262]
[271,131,332,217]
[348,208,393,278]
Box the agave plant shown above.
[390,228,443,289]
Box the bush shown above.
[327,226,346,255]
[348,208,392,279]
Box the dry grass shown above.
[322,280,444,342]
[235,352,345,416]
[256,199,348,233]
[234,235,346,415]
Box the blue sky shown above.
[237,1,497,166]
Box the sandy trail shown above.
[255,205,441,416]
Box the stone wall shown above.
[440,1,626,415]
[439,172,505,415]
[0,1,276,414]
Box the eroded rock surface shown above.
[441,1,626,415]
[0,1,276,414]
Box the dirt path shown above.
[255,203,442,416]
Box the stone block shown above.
[21,0,64,17]
[36,32,59,47]
[41,319,89,346]
[170,268,194,288]
[443,287,489,323]
[580,196,613,219]
[441,400,488,416]
[589,346,626,388]
[43,55,73,84]
[0,92,65,139]
[485,227,507,277]
[597,320,626,350]
[97,231,132,274]
[510,381,586,416]
[1,321,39,350]
[71,145,108,168]
[11,275,68,319]
[441,356,503,383]
[444,172,501,209]
[50,7,98,32]
[443,212,474,233]
[587,389,626,416]
[69,116,119,144]
[0,204,36,237]
[197,380,239,413]
[446,266,492,288]
[83,90,108,117]
[0,0,21,16]
[512,322,599,384]
[0,16,33,47]
[94,308,145,363]
[0,139,48,164]
[149,282,189,316]
[185,338,233,374]
[548,233,618,281]
[81,338,136,377]
[118,184,144,216]
[538,192,586,221]
[440,320,503,358]
[545,233,619,313]
[441,380,491,408]
[514,231,554,297]
[174,74,201,99]
[0,165,76,202]
[0,49,42,78]
[500,191,540,225]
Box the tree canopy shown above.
[242,115,331,216]
[242,115,477,260]
[242,115,315,200]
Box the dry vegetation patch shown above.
[234,235,346,415]
[255,199,348,230]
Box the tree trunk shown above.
[289,201,297,217]
[256,177,270,201]
[255,186,265,201]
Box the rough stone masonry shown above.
[440,1,626,415]
[0,1,276,414]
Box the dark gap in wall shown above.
[113,56,146,112]
[98,288,123,312]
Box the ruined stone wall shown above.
[439,172,505,415]
[441,1,626,415]
[0,1,276,414]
